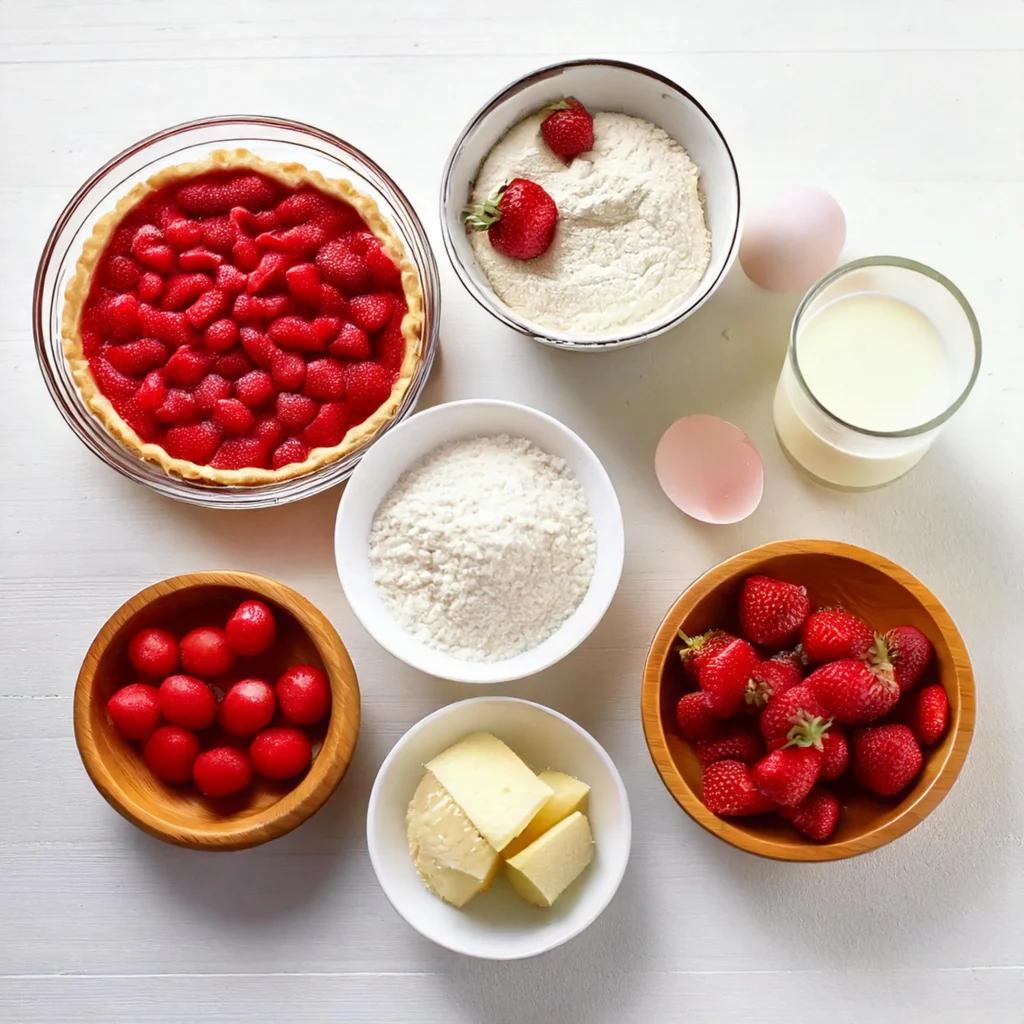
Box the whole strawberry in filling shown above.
[79,169,409,473]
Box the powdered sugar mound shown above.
[469,111,711,336]
[369,435,597,662]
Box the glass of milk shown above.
[773,257,981,489]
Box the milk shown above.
[774,292,952,489]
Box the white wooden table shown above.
[2,2,1023,1020]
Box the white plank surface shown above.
[2,1,1023,1021]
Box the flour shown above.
[368,435,597,662]
[469,111,711,336]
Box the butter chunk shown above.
[505,811,594,908]
[502,771,591,858]
[426,732,553,852]
[406,772,499,908]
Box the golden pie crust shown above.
[62,149,424,486]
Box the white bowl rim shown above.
[438,57,743,351]
[365,695,633,959]
[334,398,625,683]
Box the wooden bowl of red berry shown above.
[74,571,360,850]
[641,539,974,861]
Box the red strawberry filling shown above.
[79,169,409,473]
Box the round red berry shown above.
[158,674,216,729]
[106,683,161,740]
[143,725,199,783]
[250,727,312,780]
[193,747,254,798]
[127,628,179,678]
[180,625,235,677]
[276,664,331,726]
[219,678,276,736]
[225,599,277,657]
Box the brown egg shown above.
[739,186,846,291]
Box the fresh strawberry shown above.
[819,725,850,781]
[255,209,280,232]
[164,346,213,387]
[164,218,204,250]
[851,724,923,796]
[675,690,718,742]
[251,413,284,447]
[185,288,228,329]
[301,401,349,448]
[770,648,807,679]
[318,283,347,315]
[884,625,933,690]
[229,205,260,236]
[270,349,307,391]
[102,254,141,291]
[275,392,320,432]
[345,361,393,419]
[910,684,949,746]
[138,305,197,348]
[696,723,765,767]
[175,174,276,216]
[87,293,141,340]
[677,629,737,683]
[179,246,225,272]
[348,293,395,334]
[461,178,558,260]
[541,97,595,160]
[304,358,346,400]
[137,272,163,303]
[135,370,167,411]
[806,641,898,723]
[215,264,248,293]
[201,216,236,253]
[698,638,760,718]
[759,684,830,749]
[214,348,256,379]
[311,316,341,345]
[131,224,175,273]
[203,318,240,353]
[164,420,222,463]
[230,237,261,271]
[161,272,214,311]
[375,305,408,373]
[212,398,254,435]
[315,240,371,294]
[246,251,291,294]
[258,218,336,254]
[365,242,401,289]
[780,787,840,841]
[329,322,371,360]
[89,356,139,400]
[115,392,159,439]
[105,338,168,376]
[268,316,323,351]
[285,262,323,305]
[154,388,196,424]
[339,230,376,255]
[801,609,875,663]
[752,746,822,807]
[239,326,277,368]
[739,575,810,647]
[191,372,232,414]
[210,435,271,470]
[744,659,800,711]
[234,369,275,408]
[271,438,310,469]
[702,760,778,817]
[276,191,334,225]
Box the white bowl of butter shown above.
[366,696,631,959]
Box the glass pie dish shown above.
[34,115,440,509]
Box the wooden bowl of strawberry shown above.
[74,571,360,850]
[641,540,974,861]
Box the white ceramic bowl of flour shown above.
[440,59,742,350]
[366,696,632,959]
[334,399,624,683]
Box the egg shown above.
[739,186,846,291]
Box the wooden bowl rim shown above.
[74,570,361,851]
[640,539,975,862]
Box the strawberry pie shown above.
[62,149,423,484]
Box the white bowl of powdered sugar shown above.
[441,59,741,350]
[334,399,624,683]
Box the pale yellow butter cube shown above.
[406,772,500,909]
[426,732,553,852]
[505,811,594,908]
[502,771,591,858]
